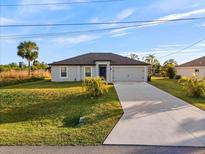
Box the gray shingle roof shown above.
[50,53,149,66]
[177,56,205,67]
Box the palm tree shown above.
[129,53,140,60]
[143,54,160,74]
[163,59,178,66]
[143,54,159,65]
[17,41,39,76]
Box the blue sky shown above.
[0,0,205,65]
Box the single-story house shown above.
[50,53,150,82]
[176,56,205,78]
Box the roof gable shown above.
[178,56,205,67]
[50,53,150,66]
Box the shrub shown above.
[179,74,205,97]
[83,77,108,97]
[160,69,167,77]
[166,64,176,79]
[175,75,182,80]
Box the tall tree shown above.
[163,59,178,66]
[17,41,39,76]
[129,53,140,60]
[143,54,159,65]
[143,54,160,74]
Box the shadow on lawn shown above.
[0,80,83,89]
[62,108,122,128]
[0,91,121,128]
[0,94,86,125]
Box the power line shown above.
[1,17,205,27]
[1,19,204,39]
[0,0,125,7]
[1,18,204,40]
[158,38,205,58]
[0,23,149,39]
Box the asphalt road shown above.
[1,145,205,154]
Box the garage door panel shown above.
[112,67,144,82]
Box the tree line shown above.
[129,53,177,79]
[0,41,48,75]
[2,41,177,79]
[0,61,48,72]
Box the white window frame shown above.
[84,66,92,78]
[59,66,68,78]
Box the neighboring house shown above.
[176,56,205,78]
[50,53,150,82]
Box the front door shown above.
[99,66,107,80]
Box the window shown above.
[85,67,91,77]
[195,69,199,73]
[60,66,67,78]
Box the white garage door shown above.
[112,67,145,82]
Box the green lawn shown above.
[150,77,205,110]
[0,80,123,145]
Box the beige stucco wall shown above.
[51,65,97,82]
[176,67,205,78]
[51,64,148,82]
[51,66,80,82]
[80,66,96,80]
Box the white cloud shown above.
[151,43,205,62]
[106,8,135,35]
[195,42,205,47]
[110,27,131,34]
[116,8,135,21]
[90,8,134,37]
[18,0,67,15]
[160,9,205,19]
[109,8,205,35]
[0,39,16,44]
[111,32,128,37]
[111,8,135,27]
[158,44,185,48]
[139,8,205,28]
[0,17,16,24]
[148,0,205,13]
[90,17,100,23]
[52,34,99,46]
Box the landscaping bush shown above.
[175,75,182,80]
[179,74,205,97]
[166,64,176,79]
[160,70,167,77]
[83,77,108,97]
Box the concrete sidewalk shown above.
[104,82,205,147]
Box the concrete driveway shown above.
[104,82,205,147]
